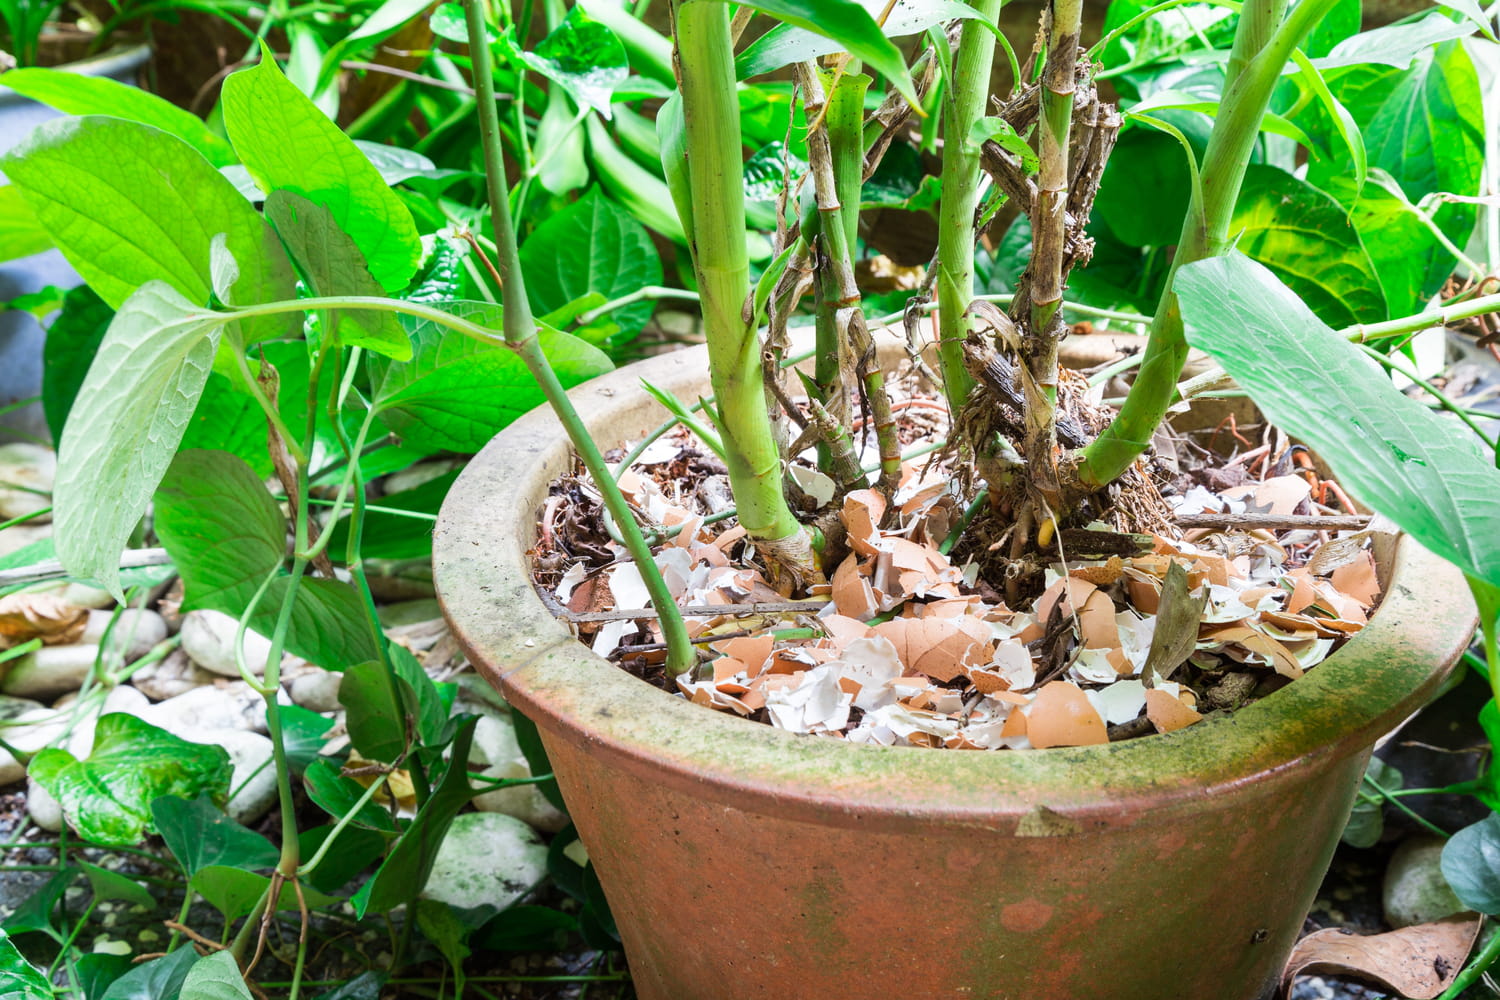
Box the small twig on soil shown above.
[163,921,227,952]
[610,629,752,658]
[563,601,828,623]
[1174,513,1371,530]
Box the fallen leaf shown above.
[0,593,87,647]
[1280,915,1481,1000]
[1142,561,1207,683]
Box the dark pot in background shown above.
[434,341,1475,1000]
[0,43,149,443]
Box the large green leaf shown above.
[519,187,662,347]
[40,285,112,443]
[703,0,916,102]
[179,953,252,1000]
[153,450,381,668]
[736,0,983,78]
[0,116,294,344]
[1303,0,1361,59]
[262,191,411,359]
[1095,111,1212,247]
[0,928,53,1000]
[0,184,50,263]
[1229,165,1385,328]
[151,794,280,878]
[350,716,478,918]
[1316,170,1445,319]
[325,470,453,560]
[1320,9,1476,68]
[189,866,339,922]
[99,948,196,1000]
[0,69,234,165]
[367,303,613,453]
[1442,813,1500,914]
[28,714,234,846]
[52,283,223,598]
[303,758,398,832]
[315,0,437,94]
[221,53,421,292]
[523,6,627,118]
[340,660,414,763]
[1311,42,1484,294]
[1176,252,1500,592]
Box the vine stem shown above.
[462,0,695,676]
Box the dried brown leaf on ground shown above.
[1279,914,1481,999]
[0,593,88,648]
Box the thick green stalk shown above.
[935,0,1003,414]
[1025,0,1085,495]
[1078,0,1342,487]
[673,1,815,570]
[463,0,695,675]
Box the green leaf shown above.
[1304,0,1362,58]
[534,90,589,197]
[222,53,421,293]
[353,141,464,188]
[1230,165,1385,328]
[310,972,386,1000]
[179,953,252,1000]
[1095,111,1212,247]
[966,116,1038,172]
[262,191,412,360]
[724,0,930,99]
[511,709,565,812]
[414,900,470,994]
[303,758,397,832]
[1,117,294,345]
[0,185,50,264]
[75,953,134,1000]
[40,285,111,443]
[1342,756,1402,848]
[1291,49,1365,203]
[0,929,52,1000]
[1438,0,1499,40]
[1442,813,1500,913]
[29,714,233,846]
[1129,90,1316,147]
[340,660,414,763]
[1,870,72,940]
[278,704,333,777]
[0,69,234,165]
[80,862,154,908]
[429,3,472,43]
[153,449,381,668]
[189,866,339,922]
[1321,9,1476,68]
[52,284,223,598]
[151,794,280,877]
[523,7,627,119]
[519,188,662,347]
[1177,252,1500,594]
[1311,42,1484,306]
[368,303,613,453]
[99,947,196,1000]
[474,905,577,952]
[351,716,479,918]
[1315,170,1444,319]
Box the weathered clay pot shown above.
[434,341,1475,1000]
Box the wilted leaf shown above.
[0,593,86,648]
[1142,561,1205,682]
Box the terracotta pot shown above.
[434,341,1476,1000]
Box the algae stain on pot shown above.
[796,875,851,955]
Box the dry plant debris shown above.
[540,413,1387,751]
[1280,915,1482,999]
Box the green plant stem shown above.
[1437,917,1500,1000]
[1359,345,1500,453]
[575,286,701,326]
[1078,0,1343,488]
[935,0,1003,413]
[465,0,695,675]
[298,773,388,878]
[1343,292,1500,344]
[672,0,816,573]
[47,898,97,977]
[0,506,52,532]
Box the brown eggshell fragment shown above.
[832,554,879,620]
[874,615,992,683]
[1078,590,1121,649]
[842,490,887,557]
[1145,688,1203,733]
[820,614,874,649]
[1026,682,1108,748]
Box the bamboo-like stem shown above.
[1344,291,1500,342]
[463,0,695,675]
[935,0,1003,414]
[1077,0,1345,488]
[674,1,818,574]
[1024,0,1085,496]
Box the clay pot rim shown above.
[434,337,1475,831]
